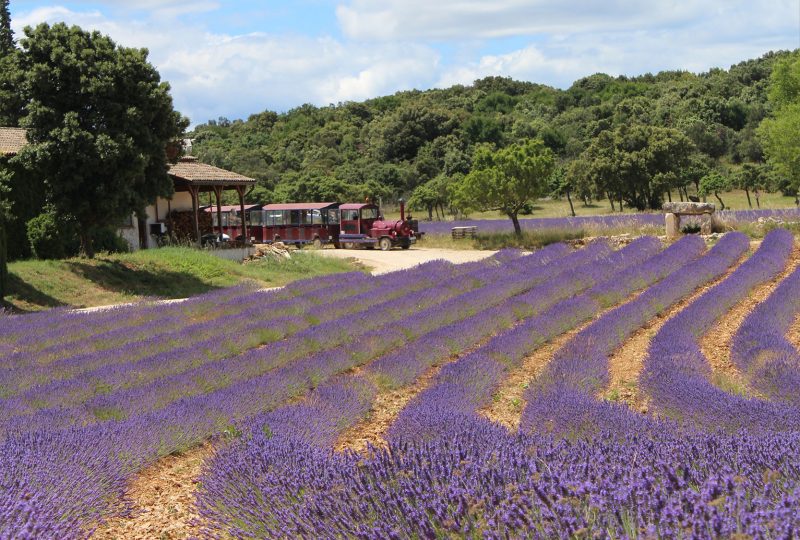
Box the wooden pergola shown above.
[168,156,256,244]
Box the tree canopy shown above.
[759,52,800,194]
[11,23,188,257]
[188,50,794,215]
[451,139,555,234]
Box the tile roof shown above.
[0,128,28,156]
[168,156,256,185]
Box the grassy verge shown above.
[4,247,361,312]
[419,224,665,250]
[384,190,799,221]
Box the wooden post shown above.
[189,186,201,246]
[236,185,248,243]
[213,186,224,242]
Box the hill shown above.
[190,50,797,217]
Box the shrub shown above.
[26,207,80,259]
[91,227,129,254]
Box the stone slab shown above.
[662,202,715,215]
[665,213,681,237]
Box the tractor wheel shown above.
[333,242,342,249]
[312,237,323,249]
[379,237,392,251]
[343,242,356,249]
[401,244,411,250]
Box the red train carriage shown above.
[250,202,341,247]
[339,200,416,250]
[206,204,263,241]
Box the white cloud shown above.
[12,5,442,124]
[336,0,800,42]
[8,2,799,126]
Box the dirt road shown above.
[317,247,496,274]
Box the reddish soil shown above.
[699,246,800,397]
[92,443,213,540]
[479,324,590,430]
[605,251,751,409]
[788,313,800,350]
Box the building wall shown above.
[119,192,196,251]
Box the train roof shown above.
[203,204,262,212]
[263,202,339,211]
[339,203,378,210]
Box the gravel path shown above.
[316,247,496,275]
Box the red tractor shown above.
[338,199,417,250]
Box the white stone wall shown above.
[118,192,196,251]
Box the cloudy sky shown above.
[8,1,800,125]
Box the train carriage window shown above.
[326,209,339,225]
[342,209,359,221]
[310,209,322,225]
[290,210,301,225]
[361,208,377,220]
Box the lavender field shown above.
[2,229,800,539]
[419,207,800,235]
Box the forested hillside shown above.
[191,50,798,218]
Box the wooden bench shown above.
[452,226,477,239]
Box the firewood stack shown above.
[166,210,212,242]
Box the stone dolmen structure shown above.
[663,201,716,237]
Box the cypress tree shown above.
[0,0,12,55]
[0,216,7,303]
[0,1,11,300]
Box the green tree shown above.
[452,139,555,235]
[758,52,800,194]
[0,0,13,300]
[13,23,188,257]
[0,0,12,54]
[586,124,694,210]
[735,162,766,208]
[548,166,576,216]
[0,168,8,302]
[699,171,732,210]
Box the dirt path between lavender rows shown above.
[93,443,213,540]
[699,245,800,398]
[318,247,496,275]
[604,249,752,410]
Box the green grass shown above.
[384,189,799,221]
[4,247,360,312]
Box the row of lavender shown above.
[198,230,800,538]
[195,236,701,536]
[1,243,598,536]
[420,207,800,235]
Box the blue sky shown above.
[8,1,800,125]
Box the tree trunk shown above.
[619,196,624,212]
[755,190,761,208]
[744,188,752,208]
[80,232,95,259]
[714,192,725,211]
[667,190,672,202]
[0,219,7,303]
[679,189,684,202]
[608,192,616,212]
[427,205,433,221]
[566,189,575,217]
[508,212,522,236]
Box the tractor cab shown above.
[339,203,380,236]
[338,201,416,250]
